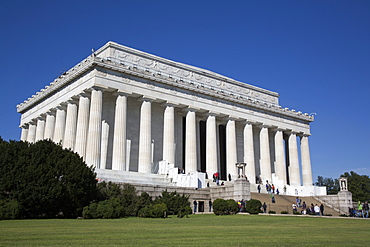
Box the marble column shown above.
[20,124,29,141]
[74,94,90,159]
[138,97,153,173]
[100,120,109,169]
[243,121,255,183]
[53,105,66,144]
[185,108,197,173]
[274,128,287,185]
[300,134,313,186]
[162,103,176,165]
[35,116,46,141]
[63,100,78,150]
[259,125,272,183]
[112,92,128,171]
[226,117,237,179]
[288,131,300,186]
[85,87,103,168]
[206,113,218,177]
[27,122,36,143]
[44,111,56,140]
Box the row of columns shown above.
[20,87,313,186]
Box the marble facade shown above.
[17,41,322,195]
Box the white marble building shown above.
[17,41,324,195]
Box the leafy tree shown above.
[154,190,191,217]
[0,139,97,219]
[315,176,340,195]
[341,171,370,202]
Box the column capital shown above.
[245,120,256,125]
[65,98,78,105]
[183,106,199,113]
[36,114,46,121]
[161,101,178,108]
[19,123,29,128]
[113,90,132,97]
[54,103,67,111]
[226,115,239,121]
[138,95,156,102]
[297,132,311,137]
[89,85,109,92]
[285,129,299,135]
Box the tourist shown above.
[320,204,324,216]
[262,202,267,213]
[271,184,275,194]
[310,203,315,214]
[357,201,363,217]
[228,174,232,181]
[209,200,212,212]
[271,194,275,203]
[193,200,198,213]
[221,182,224,186]
[314,204,320,216]
[296,197,300,207]
[257,184,261,193]
[362,201,369,218]
[283,185,287,194]
[302,201,307,214]
[276,188,280,195]
[238,200,243,212]
[292,203,297,212]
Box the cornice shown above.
[17,42,314,123]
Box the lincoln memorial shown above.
[17,41,325,197]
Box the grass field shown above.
[1,214,369,246]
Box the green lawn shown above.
[1,214,369,246]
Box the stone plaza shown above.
[17,41,329,205]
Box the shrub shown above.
[293,211,301,215]
[280,211,288,214]
[154,191,190,217]
[138,203,167,218]
[245,199,262,214]
[0,200,21,220]
[226,199,239,215]
[268,210,276,214]
[82,198,124,219]
[213,199,229,215]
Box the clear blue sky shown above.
[1,0,369,181]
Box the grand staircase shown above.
[250,192,341,216]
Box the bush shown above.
[154,191,191,217]
[268,210,276,214]
[0,200,21,220]
[138,203,167,218]
[213,199,229,215]
[245,199,262,214]
[280,211,288,214]
[213,199,239,215]
[82,198,124,219]
[226,199,239,215]
[293,211,301,215]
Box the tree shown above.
[315,176,340,195]
[0,139,97,219]
[341,171,370,202]
[154,190,191,218]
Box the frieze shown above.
[17,42,313,123]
